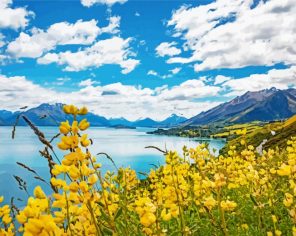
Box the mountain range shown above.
[1,87,295,128]
[0,103,187,128]
[183,87,296,126]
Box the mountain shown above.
[0,103,186,128]
[132,118,160,127]
[159,114,187,127]
[183,87,296,126]
[109,117,133,127]
[0,103,110,127]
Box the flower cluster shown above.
[0,105,296,235]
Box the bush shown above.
[1,105,296,236]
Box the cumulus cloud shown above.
[170,67,181,74]
[223,66,296,96]
[0,74,221,120]
[0,0,34,30]
[81,0,127,7]
[167,0,296,71]
[79,79,100,87]
[37,37,140,73]
[7,18,119,58]
[214,75,231,85]
[155,42,181,57]
[159,79,221,101]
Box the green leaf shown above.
[114,208,123,221]
[102,226,113,235]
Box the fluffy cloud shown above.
[81,0,127,7]
[7,18,119,58]
[223,66,296,96]
[79,79,100,87]
[155,42,181,57]
[37,37,140,73]
[170,67,181,74]
[214,75,231,85]
[167,0,296,71]
[0,74,221,120]
[159,79,220,101]
[0,0,33,30]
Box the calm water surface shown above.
[0,126,225,204]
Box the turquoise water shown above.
[0,126,225,204]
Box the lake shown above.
[0,126,225,204]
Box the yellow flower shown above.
[140,212,156,227]
[79,181,89,193]
[275,230,282,236]
[272,215,277,223]
[283,192,293,207]
[78,106,88,115]
[204,196,217,210]
[63,104,78,115]
[33,186,46,199]
[277,164,291,176]
[2,214,12,224]
[0,196,3,203]
[161,209,172,221]
[241,224,248,230]
[81,134,91,147]
[79,119,90,131]
[59,120,71,134]
[220,200,237,211]
[88,174,98,185]
[69,182,79,192]
[16,213,27,224]
[72,120,79,134]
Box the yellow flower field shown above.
[1,105,296,236]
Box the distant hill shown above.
[0,103,110,127]
[159,114,187,127]
[219,113,296,155]
[0,103,186,128]
[183,87,296,126]
[132,118,160,128]
[109,117,133,127]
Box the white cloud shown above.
[0,74,221,120]
[155,42,181,57]
[79,78,100,87]
[148,68,181,79]
[101,16,121,34]
[167,0,296,71]
[0,0,34,30]
[159,79,221,101]
[7,18,119,58]
[223,66,296,96]
[52,77,71,86]
[135,12,140,17]
[81,0,127,7]
[170,67,181,74]
[37,37,140,73]
[214,75,231,85]
[147,70,158,76]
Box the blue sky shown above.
[0,0,295,120]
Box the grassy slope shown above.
[220,115,296,154]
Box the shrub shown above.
[1,105,296,235]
